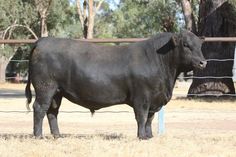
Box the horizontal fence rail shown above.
[180,76,233,79]
[0,110,131,114]
[0,37,236,44]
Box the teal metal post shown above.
[158,107,165,135]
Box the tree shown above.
[47,0,83,38]
[0,55,8,83]
[93,1,114,38]
[178,0,197,33]
[0,0,80,82]
[110,0,179,38]
[34,0,53,37]
[188,0,236,97]
[0,0,38,82]
[76,0,105,39]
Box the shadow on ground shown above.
[0,133,125,140]
[0,89,35,98]
[176,96,236,102]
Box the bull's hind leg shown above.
[33,87,57,138]
[47,93,62,138]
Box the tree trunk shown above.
[77,0,104,39]
[180,0,196,32]
[35,0,52,37]
[0,56,8,83]
[40,12,48,37]
[188,1,236,97]
[83,0,88,38]
[87,0,94,39]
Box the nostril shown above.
[200,61,207,67]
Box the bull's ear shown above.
[156,34,178,54]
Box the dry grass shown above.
[0,132,236,157]
[0,83,236,157]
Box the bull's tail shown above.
[25,45,36,111]
[25,77,32,111]
[90,109,95,117]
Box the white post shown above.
[233,45,236,81]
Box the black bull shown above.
[25,30,206,139]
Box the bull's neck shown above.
[143,39,181,89]
[156,48,181,90]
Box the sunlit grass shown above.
[0,83,236,157]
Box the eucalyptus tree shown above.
[110,0,180,38]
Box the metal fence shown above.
[3,37,236,85]
[0,37,236,44]
[1,37,236,135]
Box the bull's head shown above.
[178,30,207,70]
[155,30,207,71]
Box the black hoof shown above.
[53,134,62,139]
[35,135,44,139]
[138,136,149,140]
[146,134,153,139]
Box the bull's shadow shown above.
[0,89,27,98]
[176,96,236,102]
[0,133,125,140]
[57,133,125,140]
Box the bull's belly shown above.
[61,87,128,110]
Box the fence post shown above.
[233,46,236,81]
[158,106,165,135]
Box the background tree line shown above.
[0,0,236,97]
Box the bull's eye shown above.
[183,42,192,51]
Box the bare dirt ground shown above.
[0,83,236,157]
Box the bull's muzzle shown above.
[199,60,207,69]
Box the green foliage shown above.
[0,0,38,39]
[0,0,83,59]
[0,46,15,59]
[0,0,38,59]
[47,0,83,38]
[0,0,183,40]
[228,0,236,16]
[94,1,115,38]
[229,0,236,7]
[95,0,180,38]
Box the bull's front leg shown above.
[133,103,150,140]
[145,112,155,138]
[47,94,62,138]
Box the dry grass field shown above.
[0,83,236,157]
